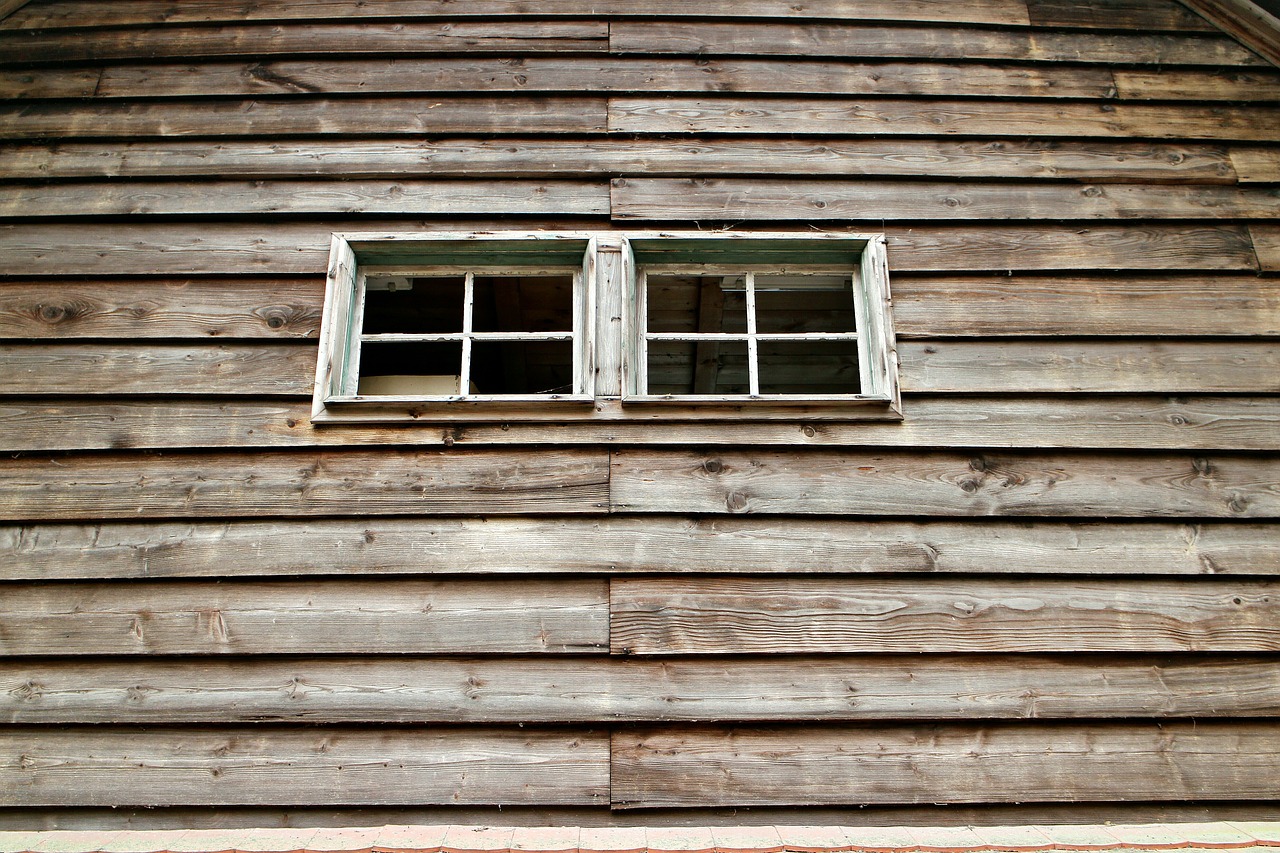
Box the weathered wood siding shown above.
[0,0,1277,827]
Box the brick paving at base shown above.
[1,824,1278,853]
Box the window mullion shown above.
[745,271,760,397]
[459,270,475,396]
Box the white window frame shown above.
[621,232,898,409]
[312,230,900,424]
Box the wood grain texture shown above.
[0,139,1238,182]
[892,274,1280,337]
[610,723,1280,807]
[610,577,1280,654]
[2,803,1272,831]
[0,97,607,140]
[0,1,1194,33]
[608,449,1280,517]
[3,655,1276,724]
[882,224,1258,272]
[0,21,609,64]
[5,341,1268,398]
[4,396,1280,452]
[0,727,608,807]
[0,0,30,23]
[0,279,321,339]
[1230,146,1280,183]
[609,178,1280,221]
[2,273,1272,341]
[607,22,1260,65]
[1026,0,1214,30]
[0,58,1122,101]
[0,448,610,520]
[4,517,1273,581]
[0,223,1258,276]
[0,0,1035,29]
[1252,224,1280,272]
[1179,0,1280,69]
[0,342,314,395]
[1111,67,1280,101]
[0,579,607,655]
[899,340,1280,393]
[0,179,611,218]
[607,97,1280,141]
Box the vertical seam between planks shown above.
[1246,224,1267,271]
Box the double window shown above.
[313,231,899,423]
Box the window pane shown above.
[758,339,860,395]
[470,340,575,395]
[646,275,747,334]
[754,275,856,333]
[357,341,462,395]
[646,338,749,395]
[363,275,464,334]
[473,275,574,333]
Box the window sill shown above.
[313,396,902,424]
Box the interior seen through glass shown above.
[357,273,574,396]
[645,273,861,395]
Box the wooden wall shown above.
[1,0,1278,828]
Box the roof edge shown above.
[1179,0,1280,68]
[0,0,30,23]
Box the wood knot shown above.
[39,304,66,323]
[702,459,723,474]
[725,491,749,512]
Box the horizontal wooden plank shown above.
[1025,0,1215,30]
[3,341,1275,405]
[893,274,1280,337]
[0,448,610,520]
[607,22,1260,65]
[0,65,100,99]
[1230,146,1280,183]
[1112,67,1280,101]
[4,396,1279,452]
[610,178,1280,221]
[0,278,321,339]
[608,449,1280,517]
[0,727,607,807]
[0,274,1273,342]
[610,577,1280,654]
[0,223,1258,276]
[2,804,1273,832]
[0,342,314,395]
[0,58,1121,101]
[0,0,1036,29]
[0,179,611,218]
[883,224,1259,272]
[0,0,1198,34]
[0,139,1239,182]
[899,341,1280,393]
[0,21,609,64]
[4,654,1276,724]
[1252,224,1280,272]
[610,723,1280,807]
[0,97,608,140]
[0,579,607,655]
[607,98,1280,141]
[4,517,1274,581]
